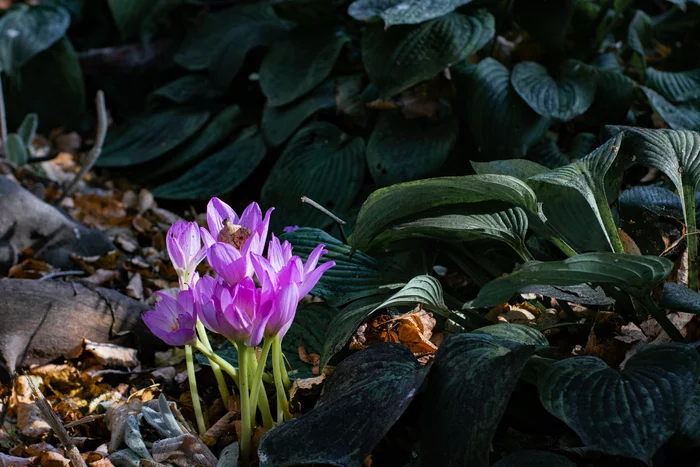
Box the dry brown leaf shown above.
[297,345,321,375]
[618,228,641,255]
[0,453,33,467]
[84,340,139,368]
[38,450,71,467]
[8,258,55,279]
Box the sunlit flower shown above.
[200,198,273,256]
[142,290,197,346]
[166,220,206,288]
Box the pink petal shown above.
[268,235,286,271]
[166,222,187,270]
[239,202,262,231]
[299,260,335,298]
[272,283,299,338]
[259,207,274,245]
[200,227,216,248]
[251,254,278,288]
[182,221,202,263]
[304,244,327,275]
[207,198,238,238]
[207,243,247,285]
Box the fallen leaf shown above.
[125,273,144,301]
[0,453,33,467]
[84,340,139,368]
[38,450,71,467]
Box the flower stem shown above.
[273,336,292,390]
[185,344,207,435]
[195,339,239,385]
[271,335,292,422]
[237,343,251,465]
[196,320,230,407]
[249,339,273,427]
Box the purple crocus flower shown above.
[142,290,197,346]
[200,198,273,257]
[206,233,262,285]
[283,225,299,233]
[166,220,206,288]
[257,279,300,339]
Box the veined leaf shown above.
[457,58,550,160]
[586,57,636,123]
[5,134,29,166]
[17,113,37,147]
[671,385,700,450]
[260,28,349,107]
[259,344,427,467]
[472,323,549,347]
[282,302,338,379]
[526,138,571,169]
[372,275,447,313]
[97,108,210,167]
[0,3,70,72]
[152,127,266,200]
[528,134,625,252]
[261,122,365,231]
[511,60,597,121]
[350,174,543,251]
[646,67,700,102]
[619,185,685,219]
[470,252,672,308]
[367,110,458,186]
[659,282,700,314]
[348,0,474,25]
[370,208,533,261]
[150,75,223,104]
[493,451,576,467]
[538,344,700,462]
[627,10,654,76]
[362,12,494,97]
[419,334,535,466]
[472,159,549,179]
[642,86,700,131]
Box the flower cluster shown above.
[143,197,334,347]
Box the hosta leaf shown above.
[174,5,292,88]
[150,75,223,104]
[512,0,576,51]
[348,0,474,25]
[367,110,458,186]
[525,139,571,169]
[671,385,700,449]
[17,113,37,147]
[282,302,338,379]
[619,186,685,219]
[0,3,70,72]
[470,252,672,308]
[646,67,700,102]
[97,108,210,167]
[258,344,428,467]
[350,174,542,251]
[642,86,700,131]
[261,80,336,147]
[150,105,242,177]
[419,334,535,466]
[511,60,597,121]
[627,10,653,75]
[538,344,700,462]
[260,28,349,107]
[472,323,549,347]
[493,451,576,467]
[261,122,365,231]
[457,58,550,159]
[363,12,494,97]
[587,59,636,123]
[372,275,447,313]
[217,443,239,467]
[369,208,532,260]
[659,282,700,314]
[472,160,549,180]
[152,127,266,200]
[527,134,624,252]
[107,0,157,41]
[518,284,614,306]
[5,134,29,166]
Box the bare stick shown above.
[59,91,107,202]
[301,196,348,244]
[39,270,86,281]
[0,75,7,150]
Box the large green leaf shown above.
[646,67,700,102]
[419,334,536,466]
[367,111,458,186]
[457,58,550,160]
[671,385,700,450]
[150,105,242,177]
[174,5,292,88]
[470,252,672,308]
[107,0,158,41]
[642,86,700,131]
[525,138,571,169]
[538,344,700,462]
[3,37,85,131]
[512,0,576,51]
[348,0,474,25]
[0,3,70,72]
[372,275,447,313]
[5,133,29,166]
[350,174,543,251]
[261,80,336,147]
[472,323,549,347]
[369,208,532,261]
[492,451,576,467]
[362,12,494,97]
[258,344,428,467]
[259,28,349,107]
[472,160,549,180]
[261,122,365,231]
[586,56,636,123]
[149,75,223,104]
[511,60,597,121]
[151,127,266,200]
[527,134,624,252]
[96,109,210,168]
[282,302,338,380]
[627,10,653,76]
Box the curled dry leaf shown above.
[106,399,143,453]
[151,434,218,467]
[84,340,139,368]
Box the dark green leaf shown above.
[671,385,700,450]
[659,282,700,314]
[5,133,29,166]
[646,67,700,102]
[174,5,292,88]
[16,113,37,147]
[152,127,266,200]
[627,10,653,77]
[372,275,447,313]
[261,122,365,231]
[261,80,336,147]
[150,75,223,104]
[642,86,700,131]
[420,334,535,466]
[492,450,576,467]
[511,60,597,121]
[457,58,550,159]
[471,252,672,308]
[586,60,636,123]
[282,302,338,379]
[518,284,614,306]
[619,186,684,219]
[526,139,571,169]
[512,0,576,51]
[107,0,157,41]
[0,3,70,71]
[472,324,549,347]
[258,344,428,467]
[472,159,549,180]
[259,28,349,107]
[367,110,458,186]
[538,343,700,462]
[363,12,494,97]
[350,173,543,251]
[97,108,210,168]
[348,0,474,25]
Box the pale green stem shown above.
[274,337,292,390]
[683,187,698,291]
[237,343,251,465]
[249,339,274,428]
[195,340,238,384]
[595,191,624,253]
[549,236,578,257]
[637,295,685,342]
[196,320,230,407]
[185,344,207,435]
[272,335,292,422]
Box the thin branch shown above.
[39,270,86,281]
[59,91,107,202]
[0,75,7,150]
[301,196,348,244]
